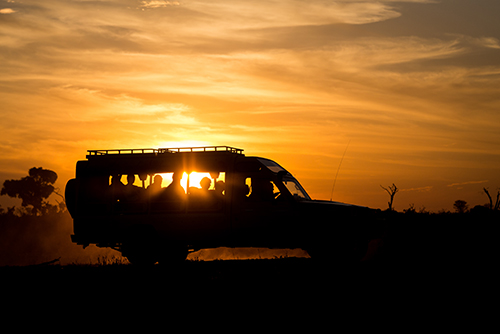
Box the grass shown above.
[96,255,130,266]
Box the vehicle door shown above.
[231,164,296,248]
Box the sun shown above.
[157,140,212,149]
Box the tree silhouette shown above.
[453,200,468,214]
[1,167,60,215]
[380,183,399,211]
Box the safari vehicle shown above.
[66,146,374,265]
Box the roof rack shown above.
[87,146,244,157]
[87,148,158,156]
[158,146,243,154]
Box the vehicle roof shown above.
[86,146,243,157]
[78,146,300,178]
[79,146,245,176]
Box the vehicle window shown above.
[109,174,151,189]
[187,172,225,192]
[245,177,279,201]
[256,158,285,173]
[106,171,226,213]
[155,173,182,191]
[147,172,187,193]
[110,172,227,194]
[245,177,252,197]
[186,171,226,212]
[283,178,309,200]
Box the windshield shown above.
[256,158,311,200]
[282,177,310,200]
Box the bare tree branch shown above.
[380,183,399,211]
[483,187,493,210]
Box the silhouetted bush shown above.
[371,209,499,269]
[1,167,63,216]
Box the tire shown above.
[124,248,158,266]
[306,236,369,264]
[158,246,189,265]
[121,226,160,266]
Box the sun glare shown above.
[157,140,211,149]
[185,172,225,191]
[142,172,225,193]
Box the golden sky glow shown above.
[1,0,500,211]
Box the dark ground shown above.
[0,255,481,294]
[1,252,494,328]
[1,209,497,311]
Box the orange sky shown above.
[1,0,500,212]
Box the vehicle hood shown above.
[301,199,371,210]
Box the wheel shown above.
[123,248,158,266]
[121,226,160,266]
[158,246,189,265]
[306,237,369,264]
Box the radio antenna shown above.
[330,140,351,201]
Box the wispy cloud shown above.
[401,186,434,192]
[140,1,180,8]
[447,180,489,188]
[46,85,196,124]
[463,36,500,50]
[180,0,402,28]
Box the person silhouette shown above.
[147,174,163,197]
[214,180,225,197]
[249,179,274,201]
[163,172,185,199]
[200,177,211,192]
[124,174,143,201]
[189,177,211,197]
[109,174,125,200]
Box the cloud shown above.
[447,180,489,187]
[140,0,180,8]
[121,108,198,125]
[466,36,500,49]
[401,186,433,192]
[0,8,16,14]
[292,37,465,74]
[181,0,402,28]
[46,85,197,124]
[378,0,437,2]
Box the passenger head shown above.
[200,177,211,191]
[154,174,163,184]
[110,175,121,185]
[127,174,136,185]
[172,172,181,182]
[215,180,225,195]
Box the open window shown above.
[245,177,280,201]
[106,170,226,213]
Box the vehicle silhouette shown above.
[65,146,375,265]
